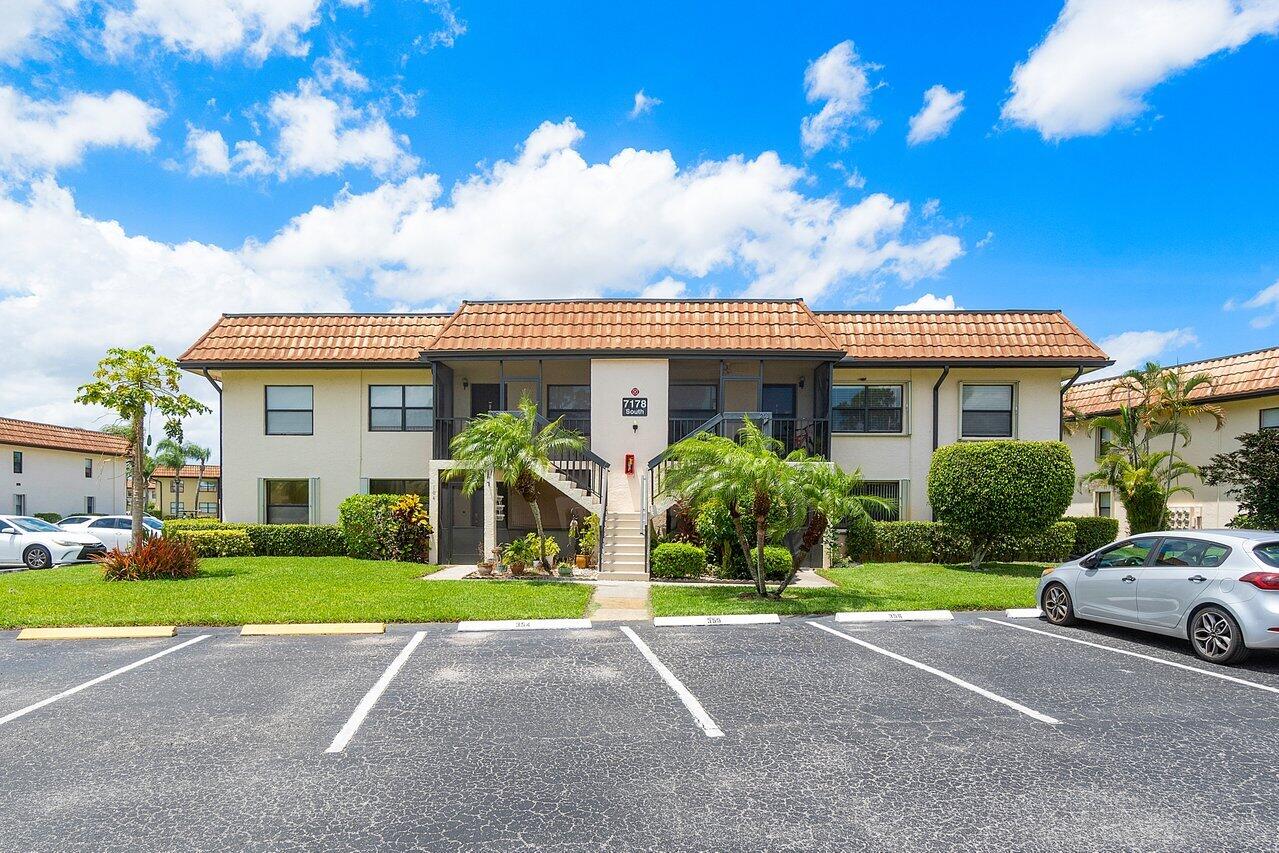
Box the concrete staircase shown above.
[599,510,647,581]
[542,468,602,515]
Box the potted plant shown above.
[556,561,574,578]
[577,513,599,568]
[538,534,561,572]
[476,543,495,577]
[503,536,535,577]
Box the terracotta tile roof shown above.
[0,418,130,456]
[151,465,221,479]
[1065,346,1279,418]
[817,310,1111,364]
[425,299,846,355]
[179,313,451,365]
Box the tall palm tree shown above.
[1146,368,1223,496]
[153,438,190,516]
[444,394,585,570]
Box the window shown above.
[854,481,902,521]
[85,496,95,514]
[266,386,313,435]
[547,385,590,434]
[198,480,217,492]
[961,384,1015,438]
[1095,491,1112,518]
[368,479,430,497]
[1092,537,1158,568]
[1254,543,1279,568]
[832,385,904,433]
[13,494,25,515]
[266,479,309,524]
[670,385,717,417]
[1095,427,1115,460]
[170,480,185,493]
[1262,408,1279,430]
[1153,537,1231,568]
[197,502,218,515]
[12,451,21,474]
[369,385,433,432]
[169,501,184,516]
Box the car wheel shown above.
[1041,583,1077,626]
[23,545,51,570]
[1189,606,1251,665]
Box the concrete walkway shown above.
[588,580,651,621]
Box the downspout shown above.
[201,369,223,522]
[1059,366,1084,440]
[931,366,950,451]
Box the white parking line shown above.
[0,634,210,728]
[809,622,1060,725]
[619,626,724,738]
[326,631,426,754]
[980,618,1279,696]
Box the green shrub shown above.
[928,440,1075,568]
[163,518,243,536]
[870,521,936,562]
[748,546,792,581]
[650,542,707,579]
[337,494,399,560]
[1063,516,1119,556]
[992,521,1077,563]
[385,494,433,563]
[843,512,877,562]
[34,512,62,523]
[245,524,346,557]
[170,528,254,557]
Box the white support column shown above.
[483,469,497,560]
[428,466,441,564]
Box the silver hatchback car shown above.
[1037,529,1279,665]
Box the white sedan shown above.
[0,515,107,569]
[58,515,163,551]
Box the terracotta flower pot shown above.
[477,562,494,577]
[510,562,526,577]
[575,554,588,569]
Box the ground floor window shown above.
[1095,491,1112,518]
[854,480,902,521]
[266,479,310,524]
[369,479,430,497]
[86,496,96,514]
[169,500,183,516]
[14,494,25,515]
[197,502,218,515]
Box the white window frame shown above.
[831,382,911,436]
[958,381,1019,440]
[1095,490,1112,518]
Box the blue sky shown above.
[1,0,1277,446]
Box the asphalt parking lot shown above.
[1,614,1278,852]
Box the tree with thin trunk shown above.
[443,394,585,570]
[76,347,210,549]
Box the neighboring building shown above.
[178,300,1111,572]
[0,417,128,519]
[1064,346,1279,533]
[143,465,222,518]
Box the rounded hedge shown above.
[650,542,707,579]
[928,440,1075,560]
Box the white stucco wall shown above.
[0,444,126,518]
[220,367,432,524]
[590,358,668,512]
[1069,394,1277,532]
[828,366,1071,520]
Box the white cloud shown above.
[1225,278,1279,327]
[417,0,467,51]
[800,40,881,156]
[314,50,369,92]
[1003,0,1279,140]
[0,86,163,178]
[102,0,322,61]
[231,139,274,175]
[1090,327,1198,377]
[920,198,941,219]
[251,118,962,304]
[894,292,959,311]
[629,89,662,119]
[975,230,995,248]
[185,126,232,175]
[0,0,79,64]
[907,84,964,145]
[0,178,348,452]
[641,276,686,298]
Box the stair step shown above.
[596,571,649,582]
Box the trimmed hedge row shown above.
[651,542,706,579]
[848,520,1078,565]
[166,522,346,558]
[175,528,254,557]
[1062,516,1120,557]
[34,512,62,523]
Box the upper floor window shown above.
[548,385,590,434]
[1261,407,1279,430]
[84,457,93,478]
[12,451,21,474]
[266,386,313,435]
[832,385,904,434]
[961,384,1015,439]
[369,385,433,432]
[198,479,218,492]
[1095,426,1116,460]
[170,480,184,493]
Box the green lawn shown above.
[0,557,594,628]
[650,562,1045,617]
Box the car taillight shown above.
[1239,571,1279,590]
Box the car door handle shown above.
[1188,575,1207,583]
[1122,575,1137,583]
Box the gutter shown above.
[201,369,224,522]
[931,366,950,450]
[1059,366,1084,440]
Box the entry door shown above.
[470,383,501,415]
[1075,537,1159,623]
[1137,537,1230,628]
[763,384,797,450]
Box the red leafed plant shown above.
[96,536,200,581]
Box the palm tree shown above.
[1146,368,1223,496]
[443,394,585,570]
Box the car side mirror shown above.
[1080,555,1099,569]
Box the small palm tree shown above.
[443,394,585,570]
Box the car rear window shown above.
[1254,543,1279,568]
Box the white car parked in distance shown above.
[0,515,108,569]
[58,515,163,552]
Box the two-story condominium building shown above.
[1065,346,1279,533]
[178,299,1111,574]
[142,465,222,519]
[0,417,128,519]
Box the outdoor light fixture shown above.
[462,379,469,389]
